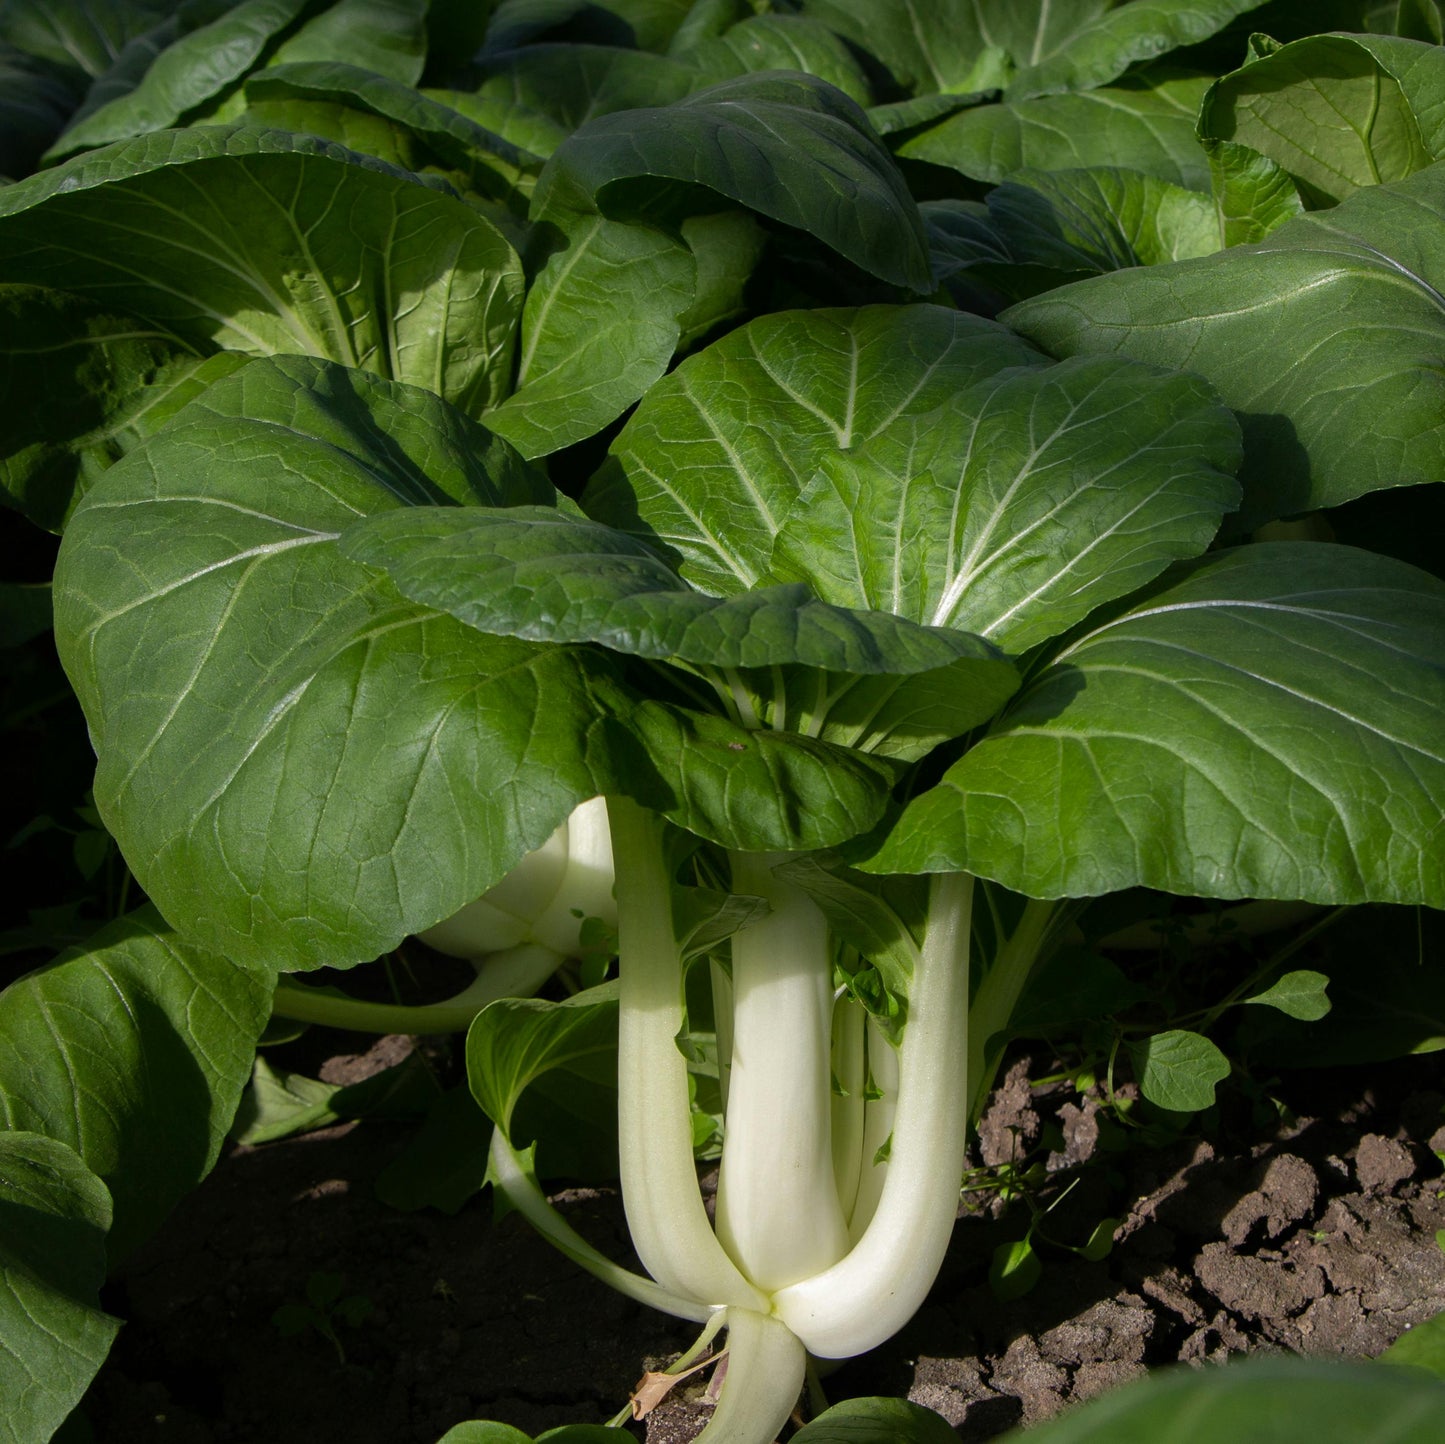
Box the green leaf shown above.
[586,305,1046,597]
[1205,138,1305,246]
[791,1396,960,1444]
[1199,33,1445,207]
[484,215,696,457]
[678,15,872,106]
[1006,0,1272,100]
[43,0,313,159]
[340,506,1009,676]
[1080,1217,1118,1262]
[1128,1028,1231,1111]
[0,1132,121,1444]
[533,71,934,292]
[0,582,52,648]
[0,0,171,82]
[793,0,1014,96]
[467,983,618,1139]
[0,285,205,530]
[1245,969,1331,1020]
[675,208,766,348]
[483,0,694,54]
[864,545,1445,909]
[989,1236,1043,1301]
[375,1084,494,1214]
[770,355,1241,655]
[435,1423,533,1444]
[900,72,1217,190]
[0,125,525,417]
[1005,948,1151,1036]
[995,1356,1445,1442]
[0,46,76,178]
[268,0,429,86]
[0,908,271,1263]
[1381,1306,1445,1379]
[1004,161,1445,522]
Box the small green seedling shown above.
[272,1271,374,1365]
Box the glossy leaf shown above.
[0,907,271,1262]
[995,1356,1445,1442]
[1005,161,1445,521]
[791,1396,959,1444]
[0,125,525,416]
[864,545,1445,910]
[901,72,1216,191]
[44,0,312,158]
[679,15,872,106]
[533,71,934,292]
[484,215,696,457]
[268,0,429,86]
[1199,32,1445,206]
[586,305,1046,596]
[770,356,1242,654]
[340,505,1013,677]
[0,1132,120,1444]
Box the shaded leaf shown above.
[791,1396,959,1444]
[1245,969,1331,1020]
[269,0,429,86]
[1128,1028,1231,1110]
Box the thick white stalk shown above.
[692,1308,806,1444]
[487,1130,712,1322]
[771,873,973,1358]
[530,795,619,955]
[830,995,867,1223]
[715,853,850,1293]
[610,798,766,1312]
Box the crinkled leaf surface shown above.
[53,356,894,967]
[268,0,428,85]
[678,14,871,105]
[1199,32,1445,206]
[863,544,1445,909]
[340,505,1012,678]
[0,907,272,1262]
[0,1132,120,1444]
[0,125,525,415]
[44,0,312,158]
[532,71,933,292]
[0,285,201,530]
[1005,161,1445,522]
[901,72,1216,190]
[1206,138,1305,246]
[996,1356,1445,1442]
[586,305,1046,595]
[484,215,696,457]
[769,356,1242,655]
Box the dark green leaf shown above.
[791,1396,960,1444]
[268,0,429,86]
[1205,138,1305,246]
[375,1085,494,1214]
[1244,969,1331,1020]
[1005,161,1445,522]
[0,582,52,648]
[1005,948,1151,1036]
[1128,1028,1231,1110]
[1381,1306,1445,1379]
[0,0,171,82]
[533,71,934,291]
[0,908,271,1262]
[483,0,694,54]
[989,1236,1043,1300]
[434,1426,532,1444]
[864,545,1445,909]
[0,48,78,177]
[679,15,871,105]
[0,1132,120,1444]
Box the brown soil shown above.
[83,1042,1445,1444]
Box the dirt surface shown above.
[83,1042,1445,1443]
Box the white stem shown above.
[529,795,619,955]
[692,1308,805,1444]
[771,873,973,1358]
[487,1130,712,1322]
[847,1013,899,1244]
[715,853,850,1293]
[611,798,767,1312]
[711,955,734,1115]
[830,995,867,1223]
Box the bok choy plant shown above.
[51,298,1445,1440]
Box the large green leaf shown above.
[678,14,872,105]
[585,305,1047,596]
[863,544,1445,910]
[769,356,1242,654]
[0,1132,120,1444]
[0,907,271,1262]
[0,46,76,177]
[1199,32,1445,206]
[483,215,696,457]
[340,505,1011,677]
[483,0,694,54]
[0,0,170,82]
[268,0,428,86]
[791,1396,958,1444]
[532,71,934,292]
[901,71,1216,190]
[43,0,312,158]
[53,356,896,967]
[1004,161,1445,522]
[0,125,525,416]
[993,1356,1445,1443]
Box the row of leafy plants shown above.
[1,0,1444,1440]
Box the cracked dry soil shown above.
[84,1040,1445,1444]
